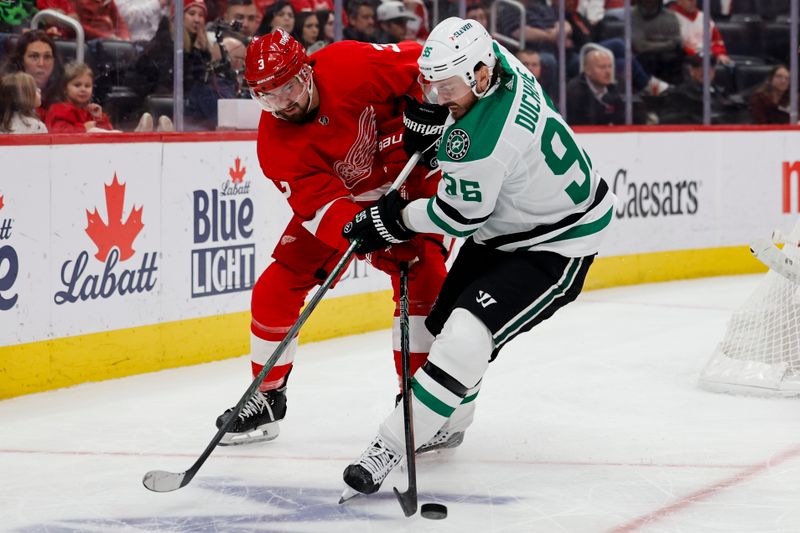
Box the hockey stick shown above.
[750,237,800,285]
[392,262,417,516]
[142,151,423,493]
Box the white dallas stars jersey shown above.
[405,43,616,257]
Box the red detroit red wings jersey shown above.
[256,40,424,221]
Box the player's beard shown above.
[275,102,307,123]
[273,86,314,123]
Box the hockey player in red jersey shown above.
[215,28,459,446]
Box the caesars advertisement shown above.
[1,129,799,348]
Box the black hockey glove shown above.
[342,190,416,255]
[403,96,449,169]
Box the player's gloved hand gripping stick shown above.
[142,151,423,493]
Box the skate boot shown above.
[417,397,476,454]
[216,387,287,446]
[417,428,465,454]
[342,435,403,496]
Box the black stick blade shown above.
[393,486,417,517]
[142,470,186,493]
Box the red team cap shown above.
[245,29,312,113]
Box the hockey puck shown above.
[420,502,448,520]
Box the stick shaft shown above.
[393,262,418,516]
[145,151,422,491]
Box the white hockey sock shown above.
[379,309,492,452]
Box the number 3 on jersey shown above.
[540,117,591,205]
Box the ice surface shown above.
[2,275,799,532]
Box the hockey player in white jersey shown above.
[340,17,616,497]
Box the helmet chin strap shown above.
[471,66,495,100]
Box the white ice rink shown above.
[2,274,800,532]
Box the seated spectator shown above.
[0,30,64,121]
[46,62,117,132]
[660,54,745,124]
[0,72,48,134]
[343,0,377,43]
[0,0,36,33]
[496,0,562,99]
[376,1,416,44]
[566,43,633,125]
[553,0,670,96]
[221,0,260,38]
[116,0,164,43]
[632,0,684,85]
[516,48,542,79]
[35,0,80,39]
[130,0,233,130]
[750,65,792,124]
[316,8,334,44]
[292,11,322,50]
[75,0,132,41]
[255,1,296,36]
[466,2,490,31]
[669,0,733,66]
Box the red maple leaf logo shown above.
[0,195,4,211]
[229,157,246,183]
[85,174,144,262]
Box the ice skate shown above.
[215,387,287,446]
[417,428,465,454]
[341,435,403,497]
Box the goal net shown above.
[699,224,800,397]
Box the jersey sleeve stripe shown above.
[426,196,480,237]
[435,195,492,226]
[482,178,609,248]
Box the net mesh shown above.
[700,240,800,396]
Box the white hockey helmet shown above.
[418,17,496,102]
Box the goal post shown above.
[698,222,800,397]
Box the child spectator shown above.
[0,72,48,134]
[46,62,116,133]
[75,0,131,41]
[750,65,792,124]
[0,30,64,122]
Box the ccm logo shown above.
[783,161,800,213]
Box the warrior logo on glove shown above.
[342,190,416,254]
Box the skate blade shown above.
[219,425,279,446]
[338,485,362,504]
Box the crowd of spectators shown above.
[0,0,797,134]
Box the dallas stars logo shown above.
[445,129,470,160]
